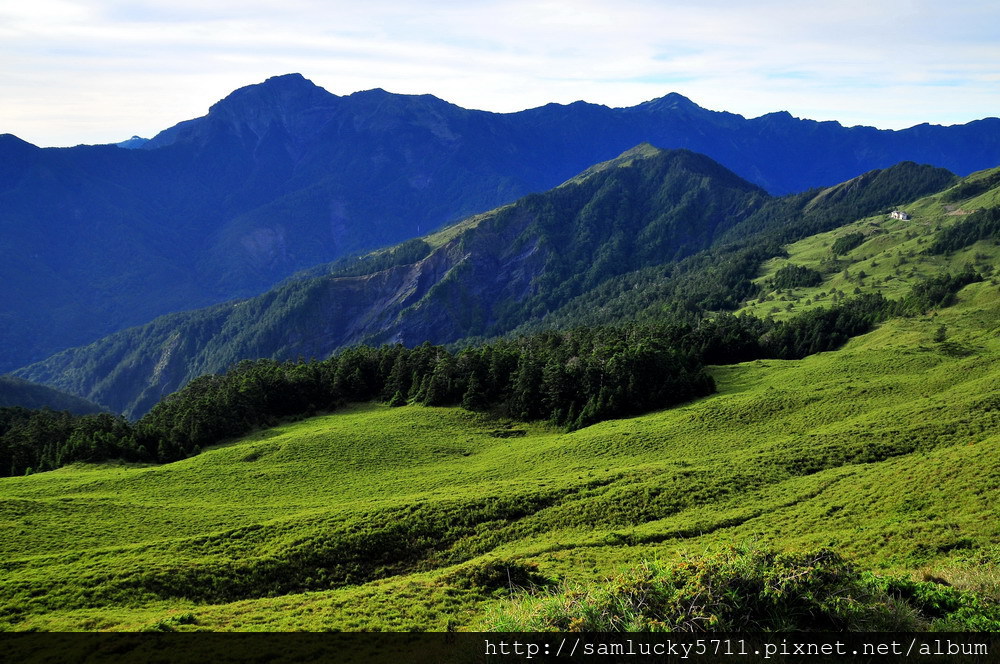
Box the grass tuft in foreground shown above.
[484,544,1000,632]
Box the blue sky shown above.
[2,0,998,147]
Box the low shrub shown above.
[486,545,998,632]
[442,559,554,597]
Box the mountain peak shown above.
[146,74,337,149]
[263,72,310,86]
[115,135,148,149]
[208,73,333,115]
[559,143,665,185]
[662,91,695,104]
[558,143,755,192]
[0,133,38,150]
[346,87,461,111]
[619,142,663,158]
[755,110,795,123]
[637,92,700,113]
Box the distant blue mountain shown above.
[1,72,999,372]
[115,136,149,149]
[0,374,104,414]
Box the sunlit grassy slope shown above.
[2,173,1000,631]
[740,167,1000,321]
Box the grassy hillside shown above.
[2,168,999,632]
[741,167,1000,321]
[2,277,998,630]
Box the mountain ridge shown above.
[3,73,1000,374]
[15,146,767,415]
[15,148,960,418]
[0,375,105,415]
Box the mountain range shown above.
[15,146,957,417]
[3,73,1000,375]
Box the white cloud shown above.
[1,0,998,146]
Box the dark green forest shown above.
[768,264,824,290]
[926,207,1000,254]
[940,170,1000,203]
[831,232,867,256]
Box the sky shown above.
[2,0,999,147]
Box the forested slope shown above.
[16,150,954,418]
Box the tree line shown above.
[0,266,981,477]
[0,326,713,475]
[926,207,1000,255]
